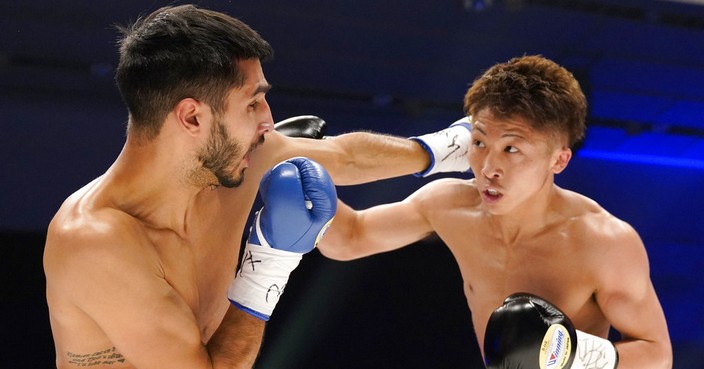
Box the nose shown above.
[259,121,273,135]
[258,100,274,134]
[480,151,502,179]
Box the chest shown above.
[458,232,593,305]
[151,191,255,341]
[434,216,606,337]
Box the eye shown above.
[505,146,518,153]
[248,101,259,110]
[473,140,485,148]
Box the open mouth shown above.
[482,188,503,203]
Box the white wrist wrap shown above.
[571,330,619,369]
[410,117,472,177]
[227,224,303,320]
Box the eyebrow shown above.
[473,125,526,140]
[503,132,526,140]
[250,83,272,98]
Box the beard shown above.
[197,119,263,188]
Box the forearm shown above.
[318,197,432,261]
[324,132,429,185]
[612,338,672,369]
[317,200,361,260]
[207,306,265,369]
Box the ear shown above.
[551,147,572,174]
[174,98,210,137]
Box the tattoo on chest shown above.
[66,347,125,366]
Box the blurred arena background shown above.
[1,0,702,367]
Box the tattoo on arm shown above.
[66,347,125,366]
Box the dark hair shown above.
[115,4,273,140]
[464,55,586,148]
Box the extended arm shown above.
[317,181,442,260]
[262,130,429,185]
[253,116,472,186]
[595,222,672,369]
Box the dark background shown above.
[2,0,703,368]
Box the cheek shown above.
[224,118,255,142]
[502,156,543,184]
[513,154,535,167]
[515,156,546,175]
[510,158,555,191]
[468,147,482,166]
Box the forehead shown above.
[231,58,268,98]
[472,109,536,138]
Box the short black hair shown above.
[115,4,273,140]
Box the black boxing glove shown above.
[274,115,327,139]
[484,293,618,369]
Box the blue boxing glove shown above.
[410,116,472,177]
[228,157,337,320]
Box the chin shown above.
[217,169,246,188]
[482,202,512,216]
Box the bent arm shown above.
[47,225,263,369]
[207,307,264,368]
[595,223,672,369]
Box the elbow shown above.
[648,351,673,369]
[657,342,673,369]
[615,337,672,369]
[650,334,673,369]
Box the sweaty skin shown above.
[318,109,672,369]
[44,58,430,369]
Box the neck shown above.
[102,136,208,238]
[486,183,559,245]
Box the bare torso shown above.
[45,176,258,368]
[425,178,613,347]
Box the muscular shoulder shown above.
[45,198,160,288]
[558,189,638,243]
[557,188,647,273]
[410,177,481,208]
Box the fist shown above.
[252,157,337,253]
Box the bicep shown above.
[595,227,670,346]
